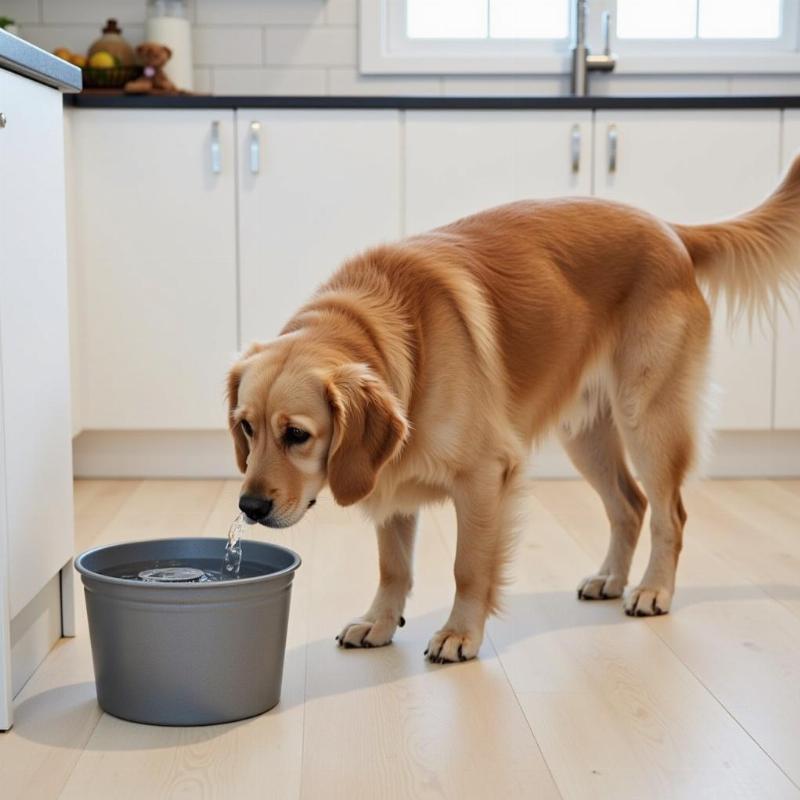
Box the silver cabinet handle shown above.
[608,124,618,173]
[249,121,261,174]
[570,124,581,173]
[210,120,221,174]
[0,112,7,129]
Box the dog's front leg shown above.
[426,465,518,663]
[337,512,417,648]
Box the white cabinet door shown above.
[775,110,800,428]
[405,111,592,235]
[71,110,238,429]
[0,71,74,619]
[238,110,401,344]
[594,110,781,430]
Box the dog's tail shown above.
[672,153,800,322]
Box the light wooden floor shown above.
[2,479,800,800]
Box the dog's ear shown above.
[226,342,271,473]
[226,362,249,473]
[325,364,408,506]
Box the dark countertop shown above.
[0,29,81,92]
[65,93,800,110]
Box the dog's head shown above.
[227,338,408,527]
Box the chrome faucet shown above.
[571,0,616,96]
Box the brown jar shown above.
[87,19,136,66]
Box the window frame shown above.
[359,0,800,75]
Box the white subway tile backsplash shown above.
[594,74,729,96]
[325,0,358,26]
[442,75,567,97]
[1,0,40,25]
[193,66,213,93]
[212,66,326,95]
[195,0,324,25]
[728,74,800,95]
[265,26,355,66]
[42,0,148,25]
[327,67,441,96]
[194,26,261,66]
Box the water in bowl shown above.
[100,557,264,583]
[99,512,258,583]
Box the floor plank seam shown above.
[53,710,107,800]
[520,484,800,794]
[484,628,566,800]
[428,505,565,798]
[296,521,317,800]
[53,482,162,797]
[648,622,800,793]
[75,478,143,551]
[693,483,800,623]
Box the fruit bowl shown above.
[81,65,142,89]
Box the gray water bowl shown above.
[74,537,301,726]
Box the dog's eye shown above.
[240,419,253,437]
[285,426,310,445]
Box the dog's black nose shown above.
[239,494,273,522]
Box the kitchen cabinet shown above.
[775,110,800,428]
[237,110,401,343]
[69,109,238,429]
[0,67,74,728]
[593,110,781,430]
[67,103,800,479]
[404,111,592,234]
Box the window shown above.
[406,0,569,40]
[360,0,800,75]
[617,0,781,40]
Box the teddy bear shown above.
[124,42,179,94]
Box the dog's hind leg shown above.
[558,401,647,602]
[612,294,711,616]
[337,511,417,648]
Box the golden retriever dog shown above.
[227,156,800,663]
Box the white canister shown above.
[145,0,193,91]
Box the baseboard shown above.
[73,429,800,480]
[530,430,800,479]
[73,430,241,479]
[10,573,61,698]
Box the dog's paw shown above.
[623,585,672,617]
[577,572,626,601]
[424,628,481,664]
[336,615,403,649]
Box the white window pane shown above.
[617,0,697,38]
[407,0,488,39]
[490,0,569,39]
[699,0,781,38]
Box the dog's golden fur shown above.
[228,156,800,662]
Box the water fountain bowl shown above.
[74,537,301,726]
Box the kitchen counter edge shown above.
[0,29,81,93]
[0,28,83,92]
[64,93,800,110]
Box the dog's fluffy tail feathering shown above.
[673,153,800,323]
